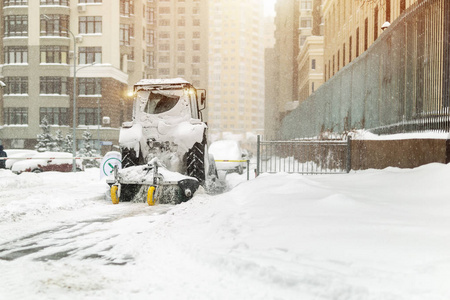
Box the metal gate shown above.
[256,136,351,175]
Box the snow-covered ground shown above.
[1,164,450,299]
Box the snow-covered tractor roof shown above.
[134,78,192,91]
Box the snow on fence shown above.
[256,136,351,175]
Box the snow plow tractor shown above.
[107,78,221,205]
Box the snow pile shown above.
[1,164,450,299]
[351,129,450,140]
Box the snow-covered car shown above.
[11,152,84,174]
[209,140,247,175]
[4,150,38,169]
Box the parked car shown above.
[11,152,83,174]
[4,150,38,169]
[209,140,247,175]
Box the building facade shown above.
[297,0,324,103]
[154,0,208,90]
[208,0,265,141]
[269,0,300,139]
[0,0,208,151]
[322,0,418,81]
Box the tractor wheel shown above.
[111,185,119,204]
[186,141,206,183]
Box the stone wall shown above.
[351,139,448,170]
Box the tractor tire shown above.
[186,141,206,183]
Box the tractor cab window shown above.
[145,91,180,114]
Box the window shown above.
[41,0,69,6]
[4,15,28,37]
[4,77,28,94]
[301,0,312,10]
[177,68,185,76]
[160,7,170,14]
[349,36,352,62]
[178,32,185,39]
[159,44,170,51]
[145,7,154,23]
[192,56,200,63]
[178,56,185,63]
[4,46,28,64]
[356,28,360,57]
[78,78,102,95]
[40,14,69,37]
[120,24,130,45]
[400,0,406,14]
[193,32,200,39]
[178,7,185,14]
[193,19,200,26]
[148,51,155,68]
[178,19,186,26]
[300,17,312,28]
[193,44,200,51]
[40,46,68,63]
[79,0,102,3]
[159,19,170,26]
[78,47,102,64]
[40,77,67,95]
[4,0,28,6]
[337,50,340,71]
[343,43,346,67]
[374,6,379,41]
[4,108,28,125]
[177,44,185,51]
[364,18,368,51]
[386,0,391,22]
[79,16,102,34]
[159,68,170,75]
[146,29,154,45]
[312,82,315,93]
[159,56,169,63]
[311,59,316,70]
[78,108,101,126]
[40,108,68,125]
[120,0,134,16]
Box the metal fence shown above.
[282,0,450,139]
[256,136,351,175]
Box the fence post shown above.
[346,136,352,173]
[256,135,261,177]
[247,160,250,180]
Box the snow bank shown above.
[1,164,450,299]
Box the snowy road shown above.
[1,166,450,299]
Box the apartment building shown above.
[0,0,210,151]
[154,0,208,90]
[271,0,300,128]
[297,0,324,103]
[208,0,265,140]
[323,0,418,81]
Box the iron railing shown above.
[256,136,351,175]
[282,0,450,139]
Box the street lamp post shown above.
[71,32,77,172]
[43,15,77,172]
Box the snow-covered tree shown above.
[53,129,64,152]
[62,134,73,153]
[77,130,99,168]
[35,117,55,152]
